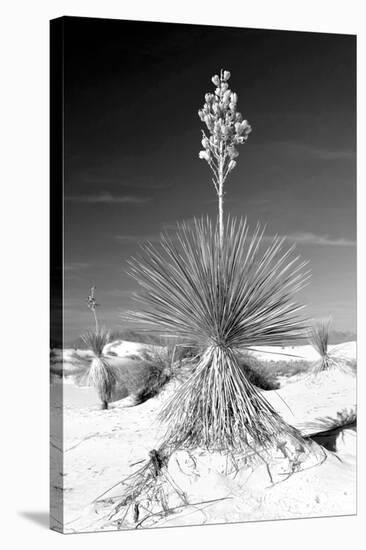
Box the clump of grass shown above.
[238,354,313,388]
[237,353,280,390]
[140,340,200,388]
[271,359,311,378]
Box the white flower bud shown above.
[223,70,231,81]
[235,120,252,136]
[228,160,237,171]
[228,146,239,159]
[223,90,231,105]
[242,121,252,134]
[201,137,210,148]
[199,150,210,161]
[211,75,220,86]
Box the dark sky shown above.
[62,17,356,341]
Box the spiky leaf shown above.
[125,217,310,351]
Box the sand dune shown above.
[50,340,356,533]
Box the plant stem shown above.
[218,142,224,248]
[93,309,99,333]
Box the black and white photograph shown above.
[50,16,356,534]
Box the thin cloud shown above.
[105,289,135,298]
[66,192,150,204]
[115,222,185,244]
[276,141,355,161]
[64,262,91,272]
[116,227,355,249]
[263,232,356,247]
[115,233,161,244]
[83,176,170,189]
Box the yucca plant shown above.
[82,328,119,409]
[309,318,338,372]
[123,70,310,453]
[83,287,118,409]
[126,217,310,450]
[104,70,316,531]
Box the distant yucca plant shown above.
[82,328,118,409]
[83,287,118,410]
[126,217,310,450]
[309,318,337,372]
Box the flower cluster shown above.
[87,286,98,312]
[198,69,251,187]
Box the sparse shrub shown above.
[237,353,280,390]
[271,359,311,378]
[129,362,170,403]
[139,340,200,387]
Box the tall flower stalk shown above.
[198,69,251,247]
[87,286,99,332]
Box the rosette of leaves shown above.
[126,217,310,451]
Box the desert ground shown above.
[50,340,356,533]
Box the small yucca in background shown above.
[82,328,118,409]
[83,287,119,410]
[126,217,310,451]
[309,318,338,372]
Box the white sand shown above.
[247,341,356,363]
[51,341,356,533]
